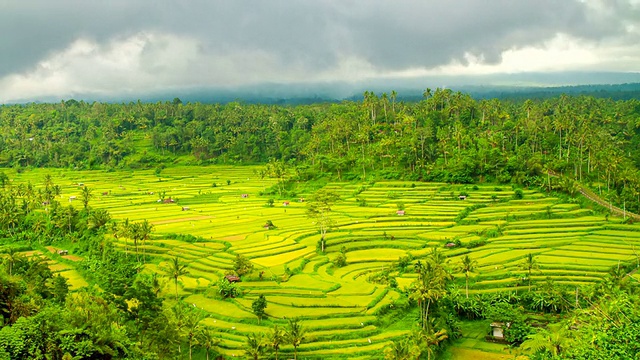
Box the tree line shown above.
[1,91,639,211]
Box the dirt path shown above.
[548,171,640,220]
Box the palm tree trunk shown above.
[425,300,431,331]
[466,274,469,298]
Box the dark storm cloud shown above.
[0,0,638,82]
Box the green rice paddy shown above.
[4,165,639,358]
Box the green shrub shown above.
[466,239,487,249]
[513,189,524,199]
[332,252,347,268]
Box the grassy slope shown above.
[4,166,639,358]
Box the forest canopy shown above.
[1,90,639,212]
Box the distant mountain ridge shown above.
[8,71,640,105]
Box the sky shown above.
[1,0,639,103]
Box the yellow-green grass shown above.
[366,290,400,314]
[541,249,635,261]
[535,254,623,267]
[235,298,365,318]
[9,167,640,356]
[241,274,337,292]
[251,247,315,267]
[301,315,378,330]
[502,226,602,235]
[452,249,550,266]
[261,291,383,308]
[332,263,394,281]
[184,294,254,319]
[333,239,424,252]
[201,317,267,334]
[306,325,378,340]
[59,269,89,290]
[346,249,408,263]
[558,244,639,255]
[296,330,409,351]
[448,347,513,360]
[244,243,307,258]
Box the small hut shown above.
[459,195,467,200]
[490,322,506,339]
[241,194,249,198]
[283,201,290,206]
[57,250,69,256]
[396,210,405,216]
[445,242,457,248]
[163,198,175,204]
[182,206,190,211]
[225,275,241,283]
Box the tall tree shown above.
[244,333,265,360]
[305,189,340,253]
[522,253,539,291]
[286,318,305,360]
[183,307,205,360]
[164,257,189,300]
[457,255,477,298]
[197,328,220,360]
[80,186,93,212]
[269,325,285,360]
[251,294,268,324]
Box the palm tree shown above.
[458,255,478,298]
[384,338,415,360]
[244,333,265,360]
[150,272,163,297]
[164,256,189,300]
[286,318,305,360]
[130,222,142,262]
[197,328,220,360]
[269,325,285,360]
[89,209,111,230]
[139,219,153,263]
[411,261,448,330]
[520,324,569,357]
[183,309,205,360]
[418,327,448,360]
[0,171,8,188]
[3,248,25,276]
[522,253,539,291]
[80,186,93,212]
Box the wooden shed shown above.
[225,275,241,283]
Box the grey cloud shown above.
[0,0,638,82]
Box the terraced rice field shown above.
[4,166,640,358]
